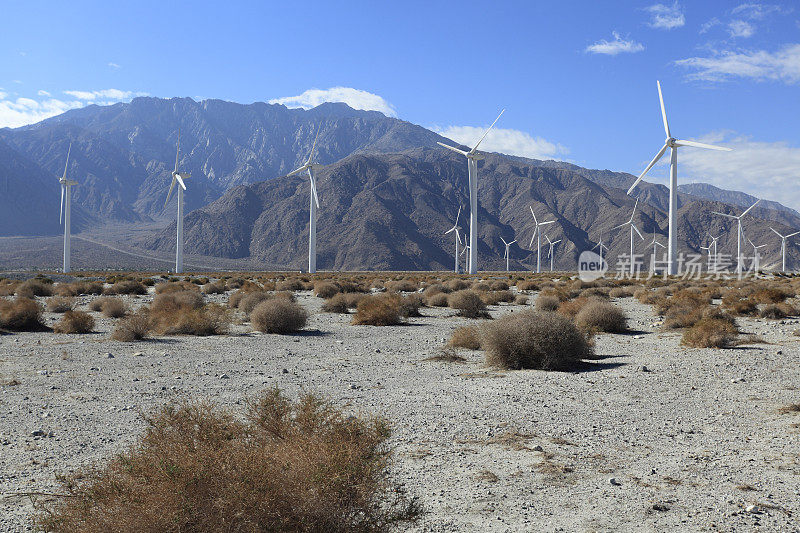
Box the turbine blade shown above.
[308,169,320,208]
[175,175,187,191]
[770,227,783,237]
[740,199,761,217]
[500,237,508,246]
[445,226,456,235]
[62,143,72,181]
[437,142,469,157]
[470,109,505,153]
[165,177,177,207]
[307,123,321,166]
[529,206,538,224]
[629,198,639,223]
[711,211,738,219]
[59,185,64,224]
[539,221,555,226]
[787,231,800,238]
[632,224,644,240]
[674,139,732,152]
[612,222,628,231]
[287,164,307,177]
[509,240,517,245]
[174,129,181,173]
[657,80,670,138]
[455,205,461,226]
[627,143,668,195]
[552,239,561,245]
[529,227,538,248]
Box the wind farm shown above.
[2,2,800,532]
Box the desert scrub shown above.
[480,290,515,306]
[15,279,54,298]
[111,310,152,341]
[399,294,424,318]
[448,290,489,319]
[46,296,75,313]
[53,310,95,334]
[321,293,350,313]
[239,291,272,315]
[34,389,421,533]
[448,326,481,350]
[201,281,226,294]
[103,280,147,296]
[534,294,560,313]
[575,300,627,333]
[251,299,308,334]
[0,297,46,331]
[89,296,128,318]
[314,281,339,299]
[352,293,403,326]
[482,310,593,370]
[682,317,739,348]
[514,294,529,305]
[759,302,796,319]
[425,292,449,307]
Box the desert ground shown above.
[1,274,799,532]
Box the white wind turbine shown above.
[647,231,666,274]
[626,81,732,275]
[528,207,555,273]
[592,237,609,264]
[58,143,78,273]
[545,235,561,272]
[287,124,324,273]
[460,242,470,274]
[707,233,720,274]
[612,198,645,275]
[437,109,505,275]
[164,130,191,274]
[444,206,463,273]
[699,244,712,272]
[747,236,767,277]
[770,227,800,273]
[711,199,760,278]
[500,236,517,272]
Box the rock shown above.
[609,477,621,486]
[777,350,783,355]
[639,365,650,372]
[532,445,543,452]
[731,378,746,383]
[375,349,381,353]
[133,351,144,357]
[652,502,670,512]
[31,430,46,437]
[105,353,114,358]
[282,368,289,374]
[220,373,230,379]
[745,504,760,513]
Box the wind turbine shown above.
[528,207,555,273]
[592,237,609,264]
[699,244,712,272]
[611,198,645,275]
[164,130,191,274]
[500,236,517,272]
[747,236,767,277]
[647,232,666,274]
[437,109,505,274]
[770,227,800,273]
[711,199,760,278]
[444,206,463,273]
[460,242,470,274]
[58,143,78,273]
[545,235,561,272]
[287,124,324,273]
[626,81,732,275]
[707,233,720,274]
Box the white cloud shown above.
[728,20,755,38]
[675,43,800,83]
[667,131,800,211]
[108,62,121,69]
[732,3,784,20]
[268,87,397,117]
[700,17,722,34]
[0,88,147,128]
[646,2,685,29]
[585,32,645,55]
[433,125,568,161]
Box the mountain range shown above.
[1,97,799,271]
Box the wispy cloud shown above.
[0,88,147,128]
[675,44,800,83]
[269,87,397,117]
[731,3,785,20]
[585,32,645,55]
[433,125,568,161]
[646,2,685,29]
[676,131,800,211]
[728,20,755,38]
[108,62,121,69]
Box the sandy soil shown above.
[1,290,799,532]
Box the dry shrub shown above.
[276,279,303,292]
[47,296,75,313]
[482,310,593,370]
[448,290,489,319]
[540,287,571,302]
[609,286,636,299]
[201,281,226,295]
[663,304,704,329]
[315,282,339,299]
[158,305,229,336]
[535,294,560,313]
[0,279,20,296]
[111,310,151,341]
[425,293,449,307]
[423,284,448,297]
[321,293,350,313]
[760,302,796,319]
[352,294,402,326]
[385,280,418,293]
[227,289,246,309]
[489,281,509,291]
[471,282,490,292]
[557,297,590,319]
[34,389,421,532]
[154,281,199,294]
[580,287,610,300]
[448,326,481,350]
[514,294,528,305]
[682,318,739,348]
[152,291,204,313]
[444,278,470,292]
[722,296,759,316]
[89,296,111,311]
[342,292,365,309]
[480,290,515,306]
[16,279,53,298]
[100,298,127,318]
[398,294,424,318]
[753,286,788,304]
[251,299,308,334]
[575,300,627,333]
[104,280,147,296]
[0,298,46,331]
[54,310,95,334]
[240,291,272,315]
[516,280,539,291]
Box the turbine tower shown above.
[700,244,712,272]
[164,130,191,274]
[747,237,767,277]
[707,233,720,274]
[437,109,505,274]
[444,206,463,273]
[648,232,666,275]
[612,198,645,275]
[545,235,561,272]
[626,81,732,275]
[58,143,78,273]
[711,199,760,278]
[592,237,608,264]
[528,207,555,273]
[770,227,799,273]
[500,237,517,272]
[287,124,324,273]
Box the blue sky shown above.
[2,0,799,208]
